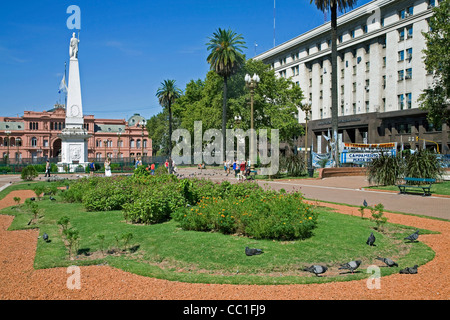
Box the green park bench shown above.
[246,170,258,180]
[397,177,436,196]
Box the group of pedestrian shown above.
[164,159,177,174]
[231,159,251,181]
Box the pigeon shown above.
[339,260,362,274]
[363,199,368,207]
[303,265,328,277]
[245,247,263,256]
[366,232,376,246]
[42,233,49,242]
[399,265,418,274]
[30,197,35,201]
[49,196,56,201]
[376,256,398,267]
[404,230,419,242]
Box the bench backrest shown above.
[404,177,436,183]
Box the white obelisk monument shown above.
[58,32,90,172]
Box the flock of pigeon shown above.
[37,185,421,278]
[245,199,421,277]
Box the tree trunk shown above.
[222,76,228,163]
[331,3,340,167]
[168,101,173,174]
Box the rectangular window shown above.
[398,94,404,110]
[365,101,370,113]
[338,35,343,43]
[406,93,412,109]
[407,26,413,39]
[362,25,368,34]
[353,82,357,92]
[399,29,405,41]
[398,50,404,61]
[383,75,386,88]
[398,70,404,81]
[407,6,414,16]
[350,30,355,38]
[366,61,370,72]
[406,48,413,60]
[406,68,412,79]
[399,9,406,19]
[383,56,386,67]
[353,103,357,114]
[429,0,436,8]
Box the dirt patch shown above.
[0,189,449,300]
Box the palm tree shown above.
[156,79,182,174]
[310,0,357,167]
[206,28,246,162]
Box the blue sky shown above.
[0,0,372,121]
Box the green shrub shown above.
[123,187,184,224]
[173,190,318,240]
[366,153,404,186]
[404,150,443,182]
[21,165,38,181]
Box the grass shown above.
[0,188,436,285]
[364,180,450,196]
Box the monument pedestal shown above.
[57,128,91,173]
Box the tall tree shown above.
[206,28,246,162]
[419,0,450,128]
[310,0,357,166]
[156,79,182,173]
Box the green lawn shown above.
[364,180,450,196]
[0,186,436,285]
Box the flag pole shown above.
[64,61,67,108]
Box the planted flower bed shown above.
[61,172,319,241]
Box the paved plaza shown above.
[2,167,448,220]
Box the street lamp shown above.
[141,120,146,162]
[5,131,11,165]
[16,137,21,164]
[301,101,312,171]
[104,139,108,160]
[245,73,260,171]
[117,132,122,160]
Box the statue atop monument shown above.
[69,32,79,59]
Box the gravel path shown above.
[0,189,448,300]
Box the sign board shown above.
[312,152,334,168]
[340,142,397,164]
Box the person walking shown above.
[44,160,51,177]
[239,160,246,181]
[150,163,155,175]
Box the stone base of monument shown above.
[58,127,91,173]
[57,162,89,173]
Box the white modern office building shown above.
[254,0,448,154]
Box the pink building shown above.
[0,105,152,163]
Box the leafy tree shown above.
[310,0,358,166]
[156,79,183,173]
[419,0,450,127]
[206,28,246,161]
[146,110,169,156]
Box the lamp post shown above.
[301,101,312,171]
[5,131,11,165]
[141,120,146,163]
[104,139,108,160]
[16,137,21,164]
[117,132,122,160]
[245,73,260,171]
